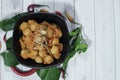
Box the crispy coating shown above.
[20,22,29,30]
[53,53,61,59]
[58,43,63,51]
[51,38,59,46]
[53,28,62,38]
[19,20,63,64]
[22,28,32,36]
[20,49,28,59]
[43,55,54,64]
[51,45,59,54]
[39,51,47,58]
[27,50,38,59]
[35,56,43,63]
[47,27,54,38]
[28,20,38,31]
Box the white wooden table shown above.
[0,0,120,80]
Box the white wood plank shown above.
[53,0,65,12]
[44,0,54,12]
[33,0,53,12]
[1,0,22,18]
[23,0,33,12]
[34,0,44,4]
[0,31,22,80]
[75,0,95,80]
[114,0,120,80]
[64,0,75,30]
[0,0,23,80]
[95,0,115,80]
[0,0,2,79]
[33,0,47,12]
[0,0,1,20]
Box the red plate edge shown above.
[11,67,37,76]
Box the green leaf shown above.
[37,67,61,80]
[6,37,13,53]
[12,12,29,20]
[70,38,81,50]
[0,18,15,31]
[63,51,76,70]
[63,27,88,70]
[0,12,29,31]
[75,44,88,52]
[1,52,18,66]
[69,27,81,37]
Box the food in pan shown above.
[19,20,63,64]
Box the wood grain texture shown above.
[0,0,23,80]
[75,0,95,80]
[1,0,120,80]
[114,0,120,80]
[44,0,54,12]
[1,0,22,18]
[0,0,1,79]
[94,0,115,80]
[0,0,1,20]
[53,0,65,12]
[23,0,33,12]
[33,0,44,7]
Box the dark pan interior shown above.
[13,12,69,68]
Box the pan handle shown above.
[27,4,49,12]
[11,66,37,76]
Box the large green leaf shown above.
[6,37,13,53]
[0,12,29,31]
[1,52,18,66]
[37,67,61,80]
[0,18,15,31]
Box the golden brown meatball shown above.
[51,45,59,54]
[35,56,43,63]
[53,53,61,59]
[51,45,61,59]
[20,22,29,30]
[43,55,54,64]
[39,51,47,58]
[47,27,54,38]
[22,28,32,36]
[27,50,38,59]
[20,49,28,59]
[53,28,62,38]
